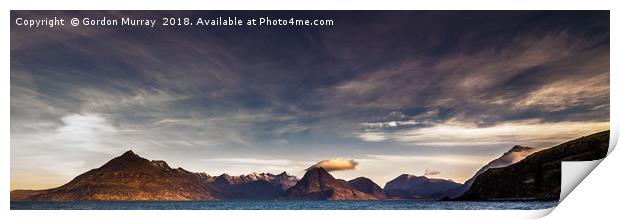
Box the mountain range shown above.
[11,150,298,201]
[11,130,610,201]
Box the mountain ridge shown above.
[11,130,610,201]
[434,145,542,199]
[10,150,298,201]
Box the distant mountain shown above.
[210,172,296,189]
[455,130,609,201]
[268,172,300,190]
[347,177,386,199]
[209,175,281,199]
[10,150,298,201]
[384,174,461,199]
[281,168,377,200]
[436,145,541,199]
[209,172,298,199]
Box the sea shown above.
[11,200,558,210]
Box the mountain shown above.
[436,145,541,199]
[464,145,541,188]
[281,168,377,200]
[10,150,298,201]
[209,175,281,199]
[209,172,298,199]
[11,150,216,201]
[347,177,386,199]
[384,174,462,199]
[455,130,609,201]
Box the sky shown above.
[10,11,610,190]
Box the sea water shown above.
[11,200,558,210]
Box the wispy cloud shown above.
[53,114,118,151]
[513,73,609,112]
[357,132,388,142]
[361,120,419,129]
[358,119,609,147]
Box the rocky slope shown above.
[347,177,386,199]
[436,145,541,199]
[455,130,609,201]
[384,174,462,199]
[281,168,377,200]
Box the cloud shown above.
[57,114,115,133]
[357,119,609,147]
[513,73,609,112]
[318,27,609,126]
[361,120,418,129]
[43,114,119,153]
[357,132,388,142]
[424,169,441,176]
[306,158,359,172]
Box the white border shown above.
[3,1,618,219]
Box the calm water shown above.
[11,200,558,210]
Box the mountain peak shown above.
[97,150,154,172]
[350,176,371,182]
[121,150,138,157]
[397,174,418,180]
[306,167,328,174]
[282,167,377,200]
[385,173,462,199]
[507,145,533,153]
[151,160,172,170]
[304,167,335,180]
[442,144,543,199]
[348,177,387,199]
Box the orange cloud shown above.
[306,158,359,172]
